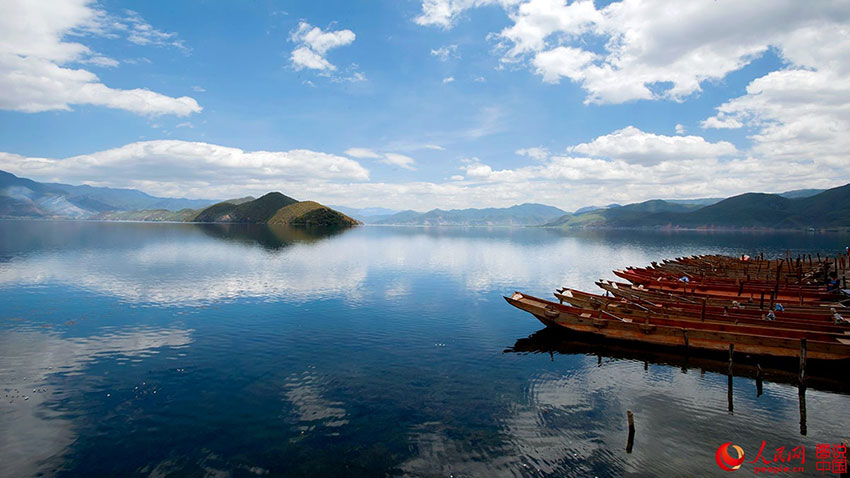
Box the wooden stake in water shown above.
[626,410,635,453]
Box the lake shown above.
[1,221,848,477]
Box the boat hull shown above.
[505,293,850,361]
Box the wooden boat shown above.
[504,292,850,361]
[553,287,850,333]
[595,280,850,311]
[612,268,835,303]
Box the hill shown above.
[269,201,360,226]
[193,194,360,227]
[373,203,566,226]
[192,192,299,223]
[0,170,217,218]
[544,183,850,230]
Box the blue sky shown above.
[0,0,848,211]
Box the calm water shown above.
[1,221,848,477]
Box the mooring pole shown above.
[626,410,635,453]
[799,339,807,386]
[755,363,763,397]
[798,384,807,436]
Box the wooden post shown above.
[700,299,706,321]
[799,339,807,385]
[798,384,807,436]
[728,343,734,375]
[727,374,734,413]
[626,410,635,453]
[759,291,765,310]
[682,329,689,350]
[756,364,763,397]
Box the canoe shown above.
[504,292,850,361]
[553,288,850,333]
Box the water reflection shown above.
[197,223,348,251]
[0,326,193,477]
[2,222,849,308]
[506,328,850,394]
[2,221,849,476]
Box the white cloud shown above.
[567,126,738,165]
[431,44,460,61]
[345,147,382,159]
[291,46,335,71]
[450,175,465,181]
[191,85,206,93]
[705,69,850,166]
[675,124,685,135]
[289,21,355,71]
[421,0,850,105]
[515,147,549,160]
[0,140,369,199]
[381,153,417,170]
[442,76,455,84]
[123,9,189,52]
[415,0,520,29]
[0,0,201,116]
[78,54,119,68]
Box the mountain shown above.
[193,193,360,227]
[0,170,217,218]
[193,192,299,223]
[544,183,850,229]
[269,201,359,226]
[374,203,567,226]
[778,188,825,199]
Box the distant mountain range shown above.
[1,169,844,229]
[0,170,216,218]
[0,170,358,227]
[544,185,847,230]
[367,203,568,226]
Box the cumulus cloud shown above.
[0,0,201,116]
[703,70,850,167]
[567,126,738,165]
[289,21,355,71]
[381,153,417,170]
[0,140,369,199]
[675,124,686,135]
[442,76,455,84]
[420,0,850,106]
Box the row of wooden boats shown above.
[505,253,850,363]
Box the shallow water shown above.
[1,221,848,477]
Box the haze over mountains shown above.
[0,169,846,230]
